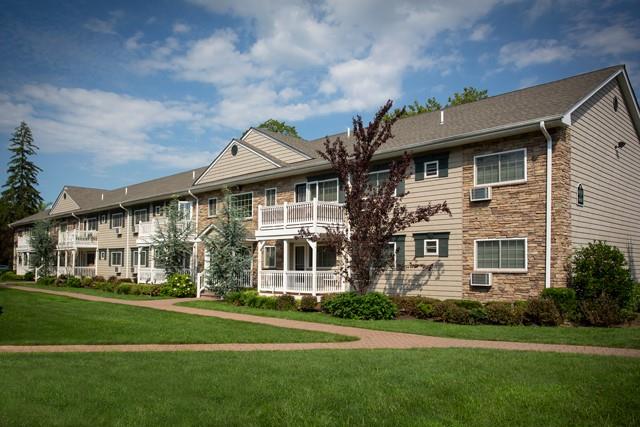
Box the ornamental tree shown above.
[257,119,300,137]
[29,220,56,276]
[152,198,194,277]
[311,100,450,294]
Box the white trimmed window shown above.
[263,246,276,268]
[475,238,527,272]
[110,213,124,228]
[424,239,439,255]
[230,192,253,218]
[367,170,396,196]
[265,188,277,206]
[424,161,439,178]
[109,250,123,266]
[474,149,526,186]
[385,242,397,269]
[133,209,148,225]
[208,198,217,217]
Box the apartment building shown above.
[11,65,640,301]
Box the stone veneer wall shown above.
[462,128,571,301]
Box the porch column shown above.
[137,248,142,284]
[309,240,317,296]
[283,240,288,294]
[71,250,76,276]
[56,251,60,276]
[257,241,265,292]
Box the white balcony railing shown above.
[196,270,253,297]
[258,200,345,232]
[137,267,192,284]
[258,270,344,295]
[16,235,32,251]
[74,267,96,277]
[137,219,195,244]
[57,230,98,249]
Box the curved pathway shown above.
[2,285,639,357]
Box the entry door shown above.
[294,246,306,271]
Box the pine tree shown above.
[2,122,43,220]
[151,198,194,277]
[203,189,252,296]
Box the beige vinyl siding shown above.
[570,78,640,280]
[198,143,278,184]
[243,129,308,164]
[372,149,463,299]
[50,191,80,215]
[96,209,131,278]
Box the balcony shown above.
[57,230,98,250]
[16,235,32,252]
[137,267,192,284]
[136,219,195,245]
[196,270,253,297]
[258,270,344,295]
[257,200,345,238]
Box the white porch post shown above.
[283,240,289,294]
[71,249,76,276]
[283,201,288,228]
[309,240,317,296]
[312,197,318,227]
[137,248,142,284]
[56,251,60,276]
[257,241,265,292]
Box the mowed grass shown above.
[181,300,640,349]
[1,349,638,427]
[7,282,168,300]
[0,288,351,345]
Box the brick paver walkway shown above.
[2,285,639,357]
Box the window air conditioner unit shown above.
[133,224,139,234]
[114,266,122,274]
[114,227,122,235]
[470,187,491,202]
[470,272,492,287]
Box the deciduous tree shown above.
[29,220,56,276]
[152,198,194,277]
[257,119,300,137]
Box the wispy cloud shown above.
[172,23,191,34]
[470,24,493,41]
[499,39,573,68]
[83,10,124,35]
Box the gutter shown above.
[539,121,553,289]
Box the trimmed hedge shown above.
[0,271,25,282]
[321,292,397,320]
[299,295,318,312]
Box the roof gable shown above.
[244,128,315,161]
[195,139,281,185]
[49,188,80,215]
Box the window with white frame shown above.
[85,217,98,231]
[263,246,276,268]
[424,160,439,178]
[208,198,217,217]
[424,239,439,255]
[475,238,527,271]
[475,149,526,186]
[230,192,253,218]
[109,250,123,266]
[307,179,338,202]
[133,209,148,225]
[317,245,337,268]
[295,183,307,202]
[385,242,397,269]
[110,213,124,228]
[367,170,395,195]
[99,214,107,224]
[178,201,192,221]
[265,188,277,206]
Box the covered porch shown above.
[56,248,97,277]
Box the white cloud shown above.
[519,76,539,88]
[499,39,573,68]
[470,24,493,41]
[125,32,144,50]
[0,85,213,169]
[577,23,640,55]
[173,23,191,34]
[83,10,123,35]
[525,0,553,22]
[129,0,506,129]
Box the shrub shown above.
[451,299,484,310]
[299,295,318,312]
[54,275,67,286]
[389,296,439,318]
[93,281,118,292]
[107,276,119,283]
[116,284,132,294]
[417,302,435,318]
[65,276,82,288]
[570,241,634,308]
[36,276,55,287]
[322,292,397,320]
[276,295,296,311]
[81,277,94,288]
[431,301,473,324]
[118,278,133,284]
[579,294,624,326]
[523,298,562,326]
[629,283,640,313]
[0,271,22,282]
[23,271,35,281]
[160,273,196,298]
[541,288,577,320]
[484,302,524,325]
[239,290,260,306]
[94,275,105,282]
[224,290,243,305]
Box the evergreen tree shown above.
[151,198,194,277]
[2,122,43,220]
[203,189,252,296]
[447,86,488,106]
[29,220,56,276]
[257,119,300,137]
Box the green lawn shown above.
[0,288,351,344]
[1,349,638,426]
[7,282,169,300]
[181,300,640,349]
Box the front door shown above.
[294,246,306,271]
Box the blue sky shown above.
[1,0,639,204]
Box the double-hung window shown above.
[110,213,124,229]
[263,246,276,268]
[208,198,217,217]
[474,149,526,186]
[368,170,395,195]
[424,239,439,255]
[384,242,397,269]
[133,209,148,226]
[297,179,339,202]
[110,250,123,267]
[317,245,337,269]
[265,188,277,206]
[230,193,253,218]
[475,238,527,271]
[424,161,439,178]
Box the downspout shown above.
[188,190,199,280]
[119,203,129,279]
[539,121,552,289]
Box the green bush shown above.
[484,302,524,325]
[0,271,23,282]
[107,276,119,283]
[523,298,562,326]
[579,294,624,326]
[224,290,243,305]
[541,288,577,320]
[417,302,435,318]
[322,292,397,320]
[93,281,118,292]
[116,284,132,294]
[571,241,634,308]
[81,277,94,288]
[36,276,55,287]
[160,273,196,298]
[276,295,296,311]
[23,271,35,281]
[431,301,473,324]
[118,278,133,284]
[299,295,318,312]
[450,299,484,310]
[94,275,105,282]
[629,283,640,313]
[389,296,439,318]
[65,276,82,288]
